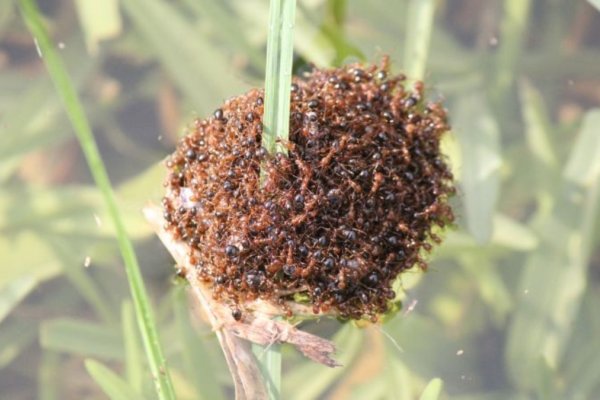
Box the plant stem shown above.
[262,0,297,155]
[259,0,297,396]
[18,1,176,399]
[404,0,436,81]
[492,0,533,100]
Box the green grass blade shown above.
[0,231,61,297]
[519,80,558,169]
[73,0,122,54]
[49,239,117,325]
[0,40,94,162]
[122,301,144,394]
[459,256,512,322]
[173,288,225,400]
[452,92,501,243]
[252,339,282,400]
[492,0,533,99]
[566,293,600,398]
[0,320,37,370]
[419,378,443,400]
[18,1,176,399]
[404,0,436,80]
[285,325,363,400]
[181,0,265,71]
[505,111,600,390]
[262,0,297,155]
[85,359,144,400]
[121,0,246,115]
[321,0,364,65]
[384,355,412,399]
[0,276,36,324]
[40,318,123,360]
[563,111,600,186]
[38,350,60,400]
[259,1,297,395]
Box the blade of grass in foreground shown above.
[404,0,436,81]
[18,1,176,399]
[258,0,296,398]
[262,0,297,155]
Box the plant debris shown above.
[145,204,339,398]
[162,59,455,321]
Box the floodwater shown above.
[1,0,600,399]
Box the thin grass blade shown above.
[564,111,600,186]
[321,0,364,64]
[38,351,60,400]
[262,0,297,155]
[285,325,363,400]
[453,92,502,243]
[18,1,175,398]
[519,80,558,169]
[384,355,412,399]
[73,0,121,54]
[49,238,117,325]
[0,276,36,324]
[182,0,265,71]
[173,288,225,400]
[418,378,443,400]
[121,301,144,394]
[258,1,297,396]
[121,0,247,114]
[404,0,436,80]
[252,336,282,400]
[40,318,123,360]
[505,110,600,390]
[85,359,144,400]
[0,320,37,370]
[492,0,533,99]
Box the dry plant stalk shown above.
[144,205,339,399]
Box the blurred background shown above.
[2,0,600,399]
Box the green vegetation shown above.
[262,0,296,156]
[2,0,600,399]
[18,0,175,398]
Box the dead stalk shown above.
[143,205,339,399]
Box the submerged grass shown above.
[17,0,175,399]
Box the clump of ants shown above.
[163,58,455,321]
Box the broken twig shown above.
[143,205,339,399]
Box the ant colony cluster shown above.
[162,60,455,321]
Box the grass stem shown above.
[18,1,176,399]
[404,0,436,81]
[262,0,297,155]
[258,0,297,397]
